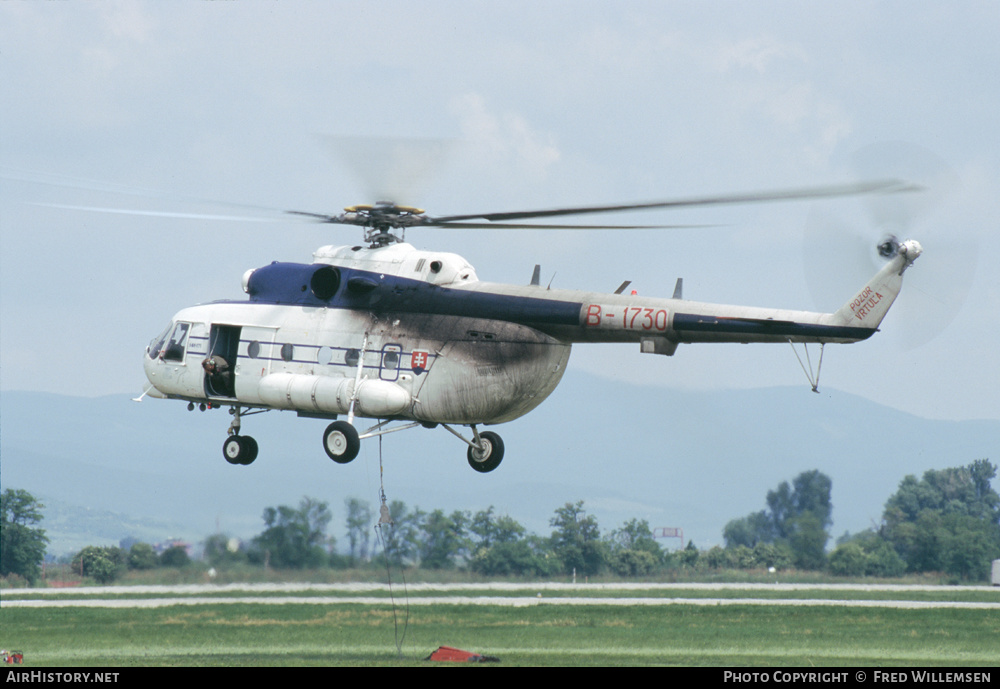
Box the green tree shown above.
[470,534,556,577]
[418,509,470,569]
[375,500,424,566]
[885,459,1000,525]
[549,501,605,576]
[862,537,906,577]
[828,541,867,576]
[606,518,664,576]
[470,506,526,549]
[752,542,793,570]
[724,470,833,570]
[203,533,246,566]
[723,510,771,548]
[881,459,1000,580]
[703,545,733,570]
[679,540,700,568]
[128,542,158,570]
[467,507,554,577]
[249,496,333,569]
[344,497,373,564]
[764,471,833,536]
[159,544,191,568]
[834,530,905,577]
[1,489,49,584]
[939,513,997,580]
[72,545,127,584]
[787,511,830,570]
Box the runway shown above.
[4,582,997,609]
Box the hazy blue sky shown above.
[2,1,998,421]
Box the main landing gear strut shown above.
[321,419,506,473]
[214,405,505,473]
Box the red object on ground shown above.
[425,646,499,662]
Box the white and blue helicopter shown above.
[140,181,922,472]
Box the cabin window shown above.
[247,341,261,359]
[317,346,333,365]
[280,343,294,362]
[345,348,360,367]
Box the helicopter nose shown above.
[141,350,168,398]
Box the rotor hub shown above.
[339,203,428,246]
[877,235,900,259]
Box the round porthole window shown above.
[281,343,294,362]
[345,349,360,367]
[247,341,261,359]
[317,346,333,365]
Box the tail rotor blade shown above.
[804,143,977,349]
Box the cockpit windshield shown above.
[147,324,171,360]
[148,322,190,362]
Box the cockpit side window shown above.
[160,322,191,362]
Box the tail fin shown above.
[830,239,922,329]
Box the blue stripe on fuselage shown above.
[672,313,874,341]
[245,262,581,327]
[238,263,874,342]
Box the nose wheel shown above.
[223,434,258,465]
[219,405,263,465]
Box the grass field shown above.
[3,583,999,667]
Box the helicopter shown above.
[139,179,923,472]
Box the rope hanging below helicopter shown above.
[374,431,410,657]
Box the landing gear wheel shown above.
[324,421,360,464]
[467,431,504,473]
[242,436,258,465]
[223,435,258,465]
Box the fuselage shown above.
[143,241,891,425]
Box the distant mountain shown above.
[2,374,997,557]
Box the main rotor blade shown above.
[430,180,920,224]
[430,221,715,230]
[285,210,342,223]
[6,168,285,218]
[31,202,278,222]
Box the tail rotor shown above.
[804,142,977,349]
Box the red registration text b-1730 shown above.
[584,304,670,332]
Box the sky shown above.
[2,0,998,423]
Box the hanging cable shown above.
[374,429,409,657]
